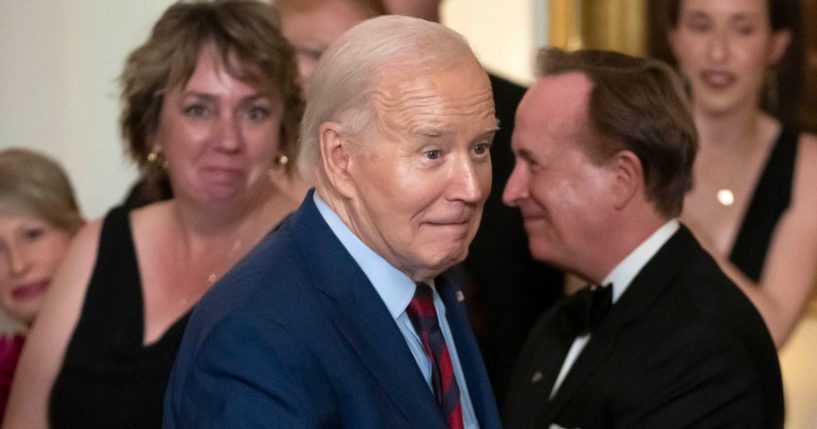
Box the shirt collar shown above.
[313,192,415,320]
[601,219,679,304]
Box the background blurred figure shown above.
[384,0,563,402]
[0,148,83,418]
[277,0,384,94]
[3,1,303,427]
[668,0,817,347]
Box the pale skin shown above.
[2,46,299,428]
[315,62,497,283]
[503,72,666,285]
[670,0,817,347]
[0,213,75,326]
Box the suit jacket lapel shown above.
[543,227,691,422]
[292,192,446,428]
[437,267,502,429]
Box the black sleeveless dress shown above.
[729,129,798,282]
[49,206,191,428]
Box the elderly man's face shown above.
[346,63,496,282]
[503,72,616,273]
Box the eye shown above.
[246,106,270,122]
[473,143,491,156]
[23,227,45,242]
[735,23,756,36]
[184,104,208,118]
[296,47,323,63]
[424,149,442,160]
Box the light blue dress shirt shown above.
[314,192,478,428]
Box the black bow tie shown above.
[558,284,613,338]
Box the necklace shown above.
[180,239,245,308]
[716,188,735,206]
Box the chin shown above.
[424,248,468,273]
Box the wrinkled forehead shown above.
[369,63,496,137]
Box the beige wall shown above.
[443,0,545,85]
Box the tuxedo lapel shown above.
[503,307,574,428]
[543,228,690,422]
[292,193,446,428]
[437,270,501,428]
[542,324,617,423]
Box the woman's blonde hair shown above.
[0,148,83,233]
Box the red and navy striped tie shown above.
[406,282,464,429]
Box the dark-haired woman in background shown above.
[668,0,817,347]
[3,1,304,427]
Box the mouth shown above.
[201,166,245,183]
[12,279,49,300]
[699,70,736,89]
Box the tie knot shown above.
[406,282,438,330]
[559,283,613,338]
[414,282,433,300]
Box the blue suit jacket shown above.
[164,191,501,428]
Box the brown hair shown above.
[276,0,386,16]
[0,148,83,234]
[537,48,698,217]
[120,0,303,177]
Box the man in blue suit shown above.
[164,15,502,428]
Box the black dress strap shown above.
[729,129,798,282]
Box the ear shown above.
[318,122,358,199]
[608,150,643,211]
[768,29,792,65]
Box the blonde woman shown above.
[0,148,83,418]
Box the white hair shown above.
[297,15,480,176]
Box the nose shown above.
[449,154,489,204]
[502,160,528,207]
[214,113,242,153]
[4,244,30,277]
[707,30,729,63]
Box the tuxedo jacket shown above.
[504,226,783,429]
[163,190,501,428]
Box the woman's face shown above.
[154,44,284,208]
[669,0,790,115]
[0,211,73,325]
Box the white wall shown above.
[0,1,175,218]
[0,1,543,219]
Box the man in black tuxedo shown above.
[502,48,783,428]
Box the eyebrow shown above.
[180,92,269,103]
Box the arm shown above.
[1,220,102,428]
[722,133,817,347]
